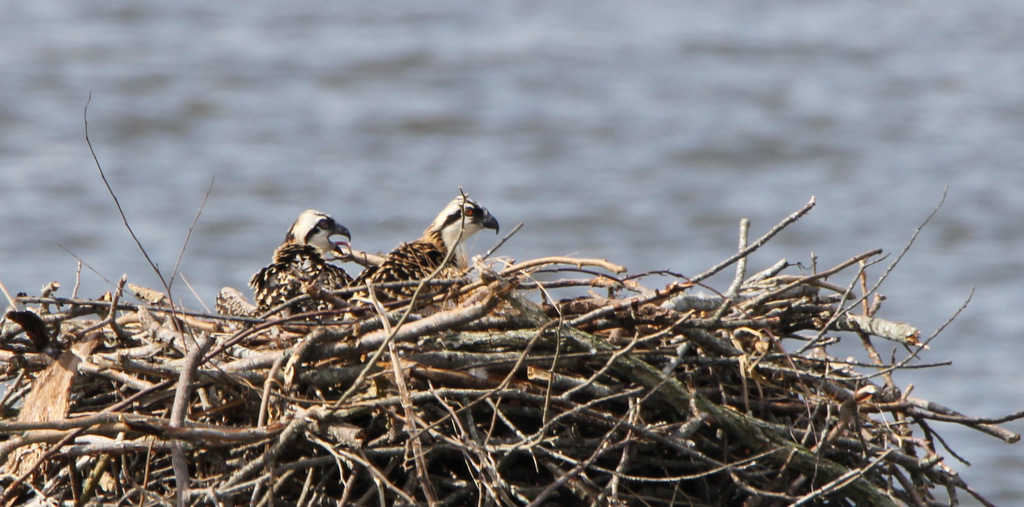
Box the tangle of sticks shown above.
[0,214,1021,507]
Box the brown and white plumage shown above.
[353,195,499,303]
[215,286,259,317]
[247,210,354,316]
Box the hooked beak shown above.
[331,224,352,253]
[482,211,499,234]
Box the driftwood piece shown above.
[3,334,99,502]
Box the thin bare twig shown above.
[169,177,215,293]
[84,94,169,291]
[690,196,816,283]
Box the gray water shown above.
[2,1,1023,504]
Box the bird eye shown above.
[464,206,475,217]
[317,218,332,229]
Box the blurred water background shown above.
[1,1,1023,504]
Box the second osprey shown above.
[353,194,499,302]
[249,209,353,316]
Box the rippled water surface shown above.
[2,2,1024,503]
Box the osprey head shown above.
[284,209,351,256]
[427,195,499,256]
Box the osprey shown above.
[247,209,353,316]
[353,195,499,303]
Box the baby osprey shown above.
[249,209,354,316]
[353,195,499,302]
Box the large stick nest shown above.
[1,207,1020,506]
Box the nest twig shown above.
[1,237,1020,506]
